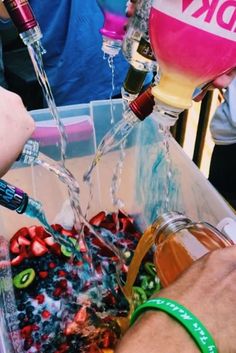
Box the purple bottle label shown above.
[3,0,37,33]
[0,179,26,211]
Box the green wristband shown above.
[130,297,218,353]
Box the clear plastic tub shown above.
[0,99,235,353]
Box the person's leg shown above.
[208,143,236,209]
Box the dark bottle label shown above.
[137,37,156,61]
[3,0,37,32]
[0,179,27,212]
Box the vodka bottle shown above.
[122,0,157,100]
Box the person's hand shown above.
[115,246,236,353]
[194,68,236,101]
[0,87,35,177]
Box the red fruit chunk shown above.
[21,325,33,338]
[74,307,87,324]
[89,211,106,226]
[35,294,45,304]
[39,271,49,279]
[53,287,63,297]
[31,238,48,257]
[11,254,24,266]
[58,270,66,277]
[10,238,20,254]
[42,310,51,319]
[59,279,67,289]
[49,262,56,269]
[18,235,31,246]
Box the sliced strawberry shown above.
[18,235,31,246]
[31,238,48,257]
[89,211,106,226]
[74,306,87,324]
[11,254,24,266]
[44,236,55,246]
[10,238,20,254]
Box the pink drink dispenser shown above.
[96,0,129,56]
[149,0,236,124]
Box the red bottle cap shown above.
[3,0,37,33]
[129,87,155,121]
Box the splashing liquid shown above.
[84,112,139,182]
[27,42,67,165]
[25,197,81,254]
[110,140,126,232]
[36,153,125,265]
[107,55,116,124]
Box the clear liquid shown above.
[84,111,139,182]
[27,41,67,165]
[108,55,116,125]
[110,140,126,211]
[35,153,124,264]
[158,124,172,212]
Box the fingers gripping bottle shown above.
[122,0,157,102]
[96,0,129,56]
[149,0,236,127]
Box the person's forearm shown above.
[115,311,199,353]
[0,3,10,20]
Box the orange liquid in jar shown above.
[155,225,232,287]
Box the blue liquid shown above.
[25,198,80,255]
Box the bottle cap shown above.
[123,66,147,95]
[129,86,155,121]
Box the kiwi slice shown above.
[13,268,36,289]
[61,238,80,257]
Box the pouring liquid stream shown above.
[27,41,67,165]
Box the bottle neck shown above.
[123,65,148,95]
[129,86,155,121]
[152,212,192,244]
[152,98,183,127]
[20,26,43,46]
[102,36,122,56]
[0,179,28,214]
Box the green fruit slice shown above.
[61,238,80,257]
[13,268,36,289]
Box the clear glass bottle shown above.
[122,0,157,99]
[152,212,234,287]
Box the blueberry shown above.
[17,312,25,321]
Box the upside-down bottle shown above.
[149,0,236,127]
[2,0,42,45]
[122,0,157,103]
[96,0,129,56]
